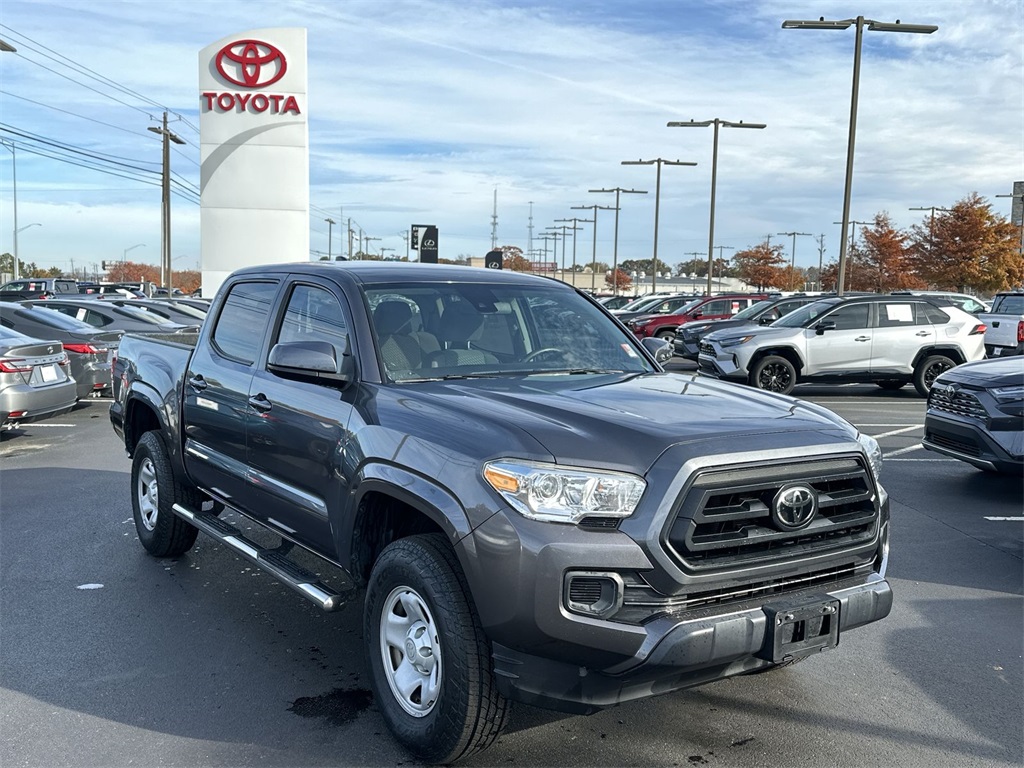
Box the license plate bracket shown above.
[759,596,840,663]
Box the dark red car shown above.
[625,293,769,342]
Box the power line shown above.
[0,90,154,139]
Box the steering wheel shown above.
[524,347,565,363]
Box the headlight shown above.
[719,335,755,347]
[483,460,646,524]
[992,384,1024,403]
[857,432,883,480]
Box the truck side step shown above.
[172,503,348,612]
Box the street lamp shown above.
[833,220,870,289]
[621,158,697,294]
[123,243,146,262]
[909,206,950,262]
[783,16,937,295]
[325,217,336,260]
[667,118,766,295]
[777,231,813,270]
[571,204,615,292]
[554,217,589,286]
[1,139,21,281]
[589,187,647,296]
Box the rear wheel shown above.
[365,534,508,764]
[131,431,199,557]
[750,355,797,395]
[913,355,955,397]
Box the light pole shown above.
[363,236,380,258]
[571,204,615,292]
[909,206,949,262]
[123,243,146,262]
[547,224,575,280]
[783,16,937,295]
[1,139,21,281]
[148,111,186,293]
[325,217,336,260]
[542,231,564,274]
[621,158,697,294]
[555,217,589,286]
[995,191,1024,255]
[589,187,647,296]
[667,118,766,295]
[777,231,813,270]
[833,220,870,290]
[713,245,734,291]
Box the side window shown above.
[699,299,730,315]
[823,303,870,330]
[915,303,951,325]
[212,281,278,364]
[877,302,916,328]
[276,284,349,354]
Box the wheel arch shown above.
[123,387,165,456]
[344,465,473,588]
[749,345,804,373]
[911,345,967,368]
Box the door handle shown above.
[916,331,932,336]
[188,374,207,392]
[855,336,870,342]
[248,393,273,413]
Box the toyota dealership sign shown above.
[198,28,309,297]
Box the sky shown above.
[0,0,1021,279]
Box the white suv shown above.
[698,295,987,396]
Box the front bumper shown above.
[491,575,891,713]
[922,410,1023,474]
[697,348,748,381]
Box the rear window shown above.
[14,306,96,331]
[991,294,1024,314]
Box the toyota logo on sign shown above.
[215,39,288,88]
[771,484,818,531]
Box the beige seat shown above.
[430,302,499,367]
[373,301,422,374]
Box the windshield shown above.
[364,281,657,382]
[772,298,843,328]
[110,305,180,325]
[617,295,663,312]
[734,300,773,320]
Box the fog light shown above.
[564,571,624,619]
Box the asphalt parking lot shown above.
[1,380,1022,768]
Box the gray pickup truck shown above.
[980,290,1024,357]
[110,261,892,763]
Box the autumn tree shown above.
[605,268,631,292]
[105,260,160,284]
[732,243,786,290]
[910,193,1023,293]
[857,212,927,292]
[501,245,532,272]
[775,265,807,292]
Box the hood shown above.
[937,357,1024,389]
[395,372,856,475]
[679,317,753,333]
[704,323,800,343]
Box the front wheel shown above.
[750,355,797,395]
[913,355,955,397]
[656,329,676,343]
[131,431,199,557]
[365,534,509,764]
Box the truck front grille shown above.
[665,457,878,571]
[698,341,715,356]
[928,388,987,420]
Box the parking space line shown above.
[884,444,924,457]
[871,426,922,439]
[18,423,75,428]
[984,517,1024,522]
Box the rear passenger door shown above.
[182,279,279,506]
[245,279,356,553]
[870,300,934,374]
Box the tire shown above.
[876,380,906,391]
[364,534,508,764]
[913,354,956,397]
[749,355,797,395]
[131,431,199,557]
[656,329,676,343]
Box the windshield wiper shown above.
[526,368,629,376]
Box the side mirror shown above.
[640,337,673,364]
[815,319,836,335]
[268,339,354,385]
[691,311,703,319]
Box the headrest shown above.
[438,301,484,343]
[373,300,413,335]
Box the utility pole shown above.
[621,158,697,294]
[834,220,871,289]
[571,204,616,292]
[542,230,564,274]
[527,201,534,259]
[347,219,354,260]
[547,223,576,279]
[995,190,1024,255]
[325,218,336,259]
[815,234,826,290]
[777,231,813,270]
[589,187,647,296]
[148,112,185,293]
[909,206,949,263]
[363,236,380,258]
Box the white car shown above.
[698,295,987,396]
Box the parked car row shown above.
[0,296,212,431]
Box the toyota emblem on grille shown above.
[772,484,818,531]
